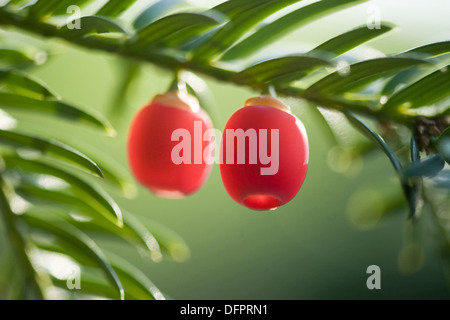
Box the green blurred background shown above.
[7,0,450,299]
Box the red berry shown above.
[127,91,213,198]
[219,96,309,211]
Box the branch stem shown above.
[0,173,44,300]
[0,8,416,127]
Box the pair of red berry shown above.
[127,91,309,211]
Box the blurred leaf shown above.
[398,242,424,274]
[69,210,190,262]
[221,0,367,61]
[30,235,94,267]
[106,252,163,300]
[344,112,422,218]
[68,217,147,256]
[346,187,405,230]
[138,5,223,48]
[192,0,299,61]
[0,49,36,69]
[432,169,450,189]
[23,183,158,265]
[382,66,450,111]
[0,174,45,299]
[51,271,119,300]
[160,22,222,49]
[315,108,376,161]
[344,112,403,173]
[123,213,162,262]
[0,109,17,130]
[60,16,129,39]
[0,70,57,99]
[406,40,450,57]
[0,130,104,178]
[4,0,34,10]
[96,0,137,18]
[81,32,128,51]
[17,183,95,212]
[382,68,421,97]
[17,182,159,260]
[19,182,159,261]
[69,144,136,197]
[306,57,429,95]
[178,28,219,52]
[49,253,163,300]
[309,23,394,59]
[404,154,445,178]
[410,135,420,163]
[108,60,140,121]
[181,71,220,124]
[2,155,123,227]
[96,163,136,198]
[211,0,275,18]
[142,218,190,262]
[436,127,450,165]
[27,0,91,19]
[130,13,219,50]
[405,136,423,219]
[308,107,341,146]
[133,0,185,30]
[0,92,114,135]
[232,55,330,84]
[383,41,450,96]
[28,214,163,300]
[26,0,63,18]
[22,213,124,300]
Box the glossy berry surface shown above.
[220,96,309,211]
[127,91,213,198]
